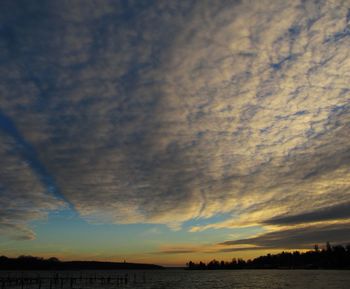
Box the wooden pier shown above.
[0,273,148,289]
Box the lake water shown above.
[1,270,349,289]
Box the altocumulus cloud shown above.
[0,0,350,245]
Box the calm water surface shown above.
[1,270,349,289]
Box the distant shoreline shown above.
[185,267,350,270]
[186,243,350,270]
[0,256,163,270]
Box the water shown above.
[1,270,349,289]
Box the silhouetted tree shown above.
[186,243,350,270]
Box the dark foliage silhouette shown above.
[187,243,350,269]
[0,256,163,270]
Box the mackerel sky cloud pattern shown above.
[0,0,350,249]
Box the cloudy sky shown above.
[0,0,350,266]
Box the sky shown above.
[0,0,350,266]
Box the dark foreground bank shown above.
[187,243,350,270]
[0,256,163,270]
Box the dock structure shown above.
[0,273,148,289]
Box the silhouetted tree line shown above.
[187,243,350,270]
[0,256,163,270]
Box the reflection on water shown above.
[1,270,349,289]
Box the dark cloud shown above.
[0,129,63,240]
[0,110,66,203]
[264,202,350,226]
[152,249,197,255]
[0,0,350,241]
[221,223,350,249]
[0,223,36,241]
[219,247,266,253]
